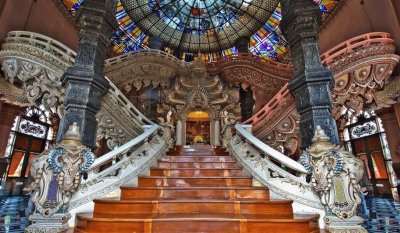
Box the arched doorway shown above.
[186,111,210,145]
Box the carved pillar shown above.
[210,120,215,146]
[182,121,187,145]
[0,102,24,158]
[280,0,339,149]
[175,120,182,146]
[239,85,255,122]
[214,120,220,146]
[56,0,117,150]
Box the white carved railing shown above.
[104,48,190,67]
[0,31,169,227]
[0,31,154,147]
[69,125,166,211]
[229,124,323,210]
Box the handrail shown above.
[244,32,396,133]
[207,52,292,71]
[2,31,155,143]
[235,124,307,174]
[89,125,158,169]
[321,32,394,65]
[105,49,190,67]
[242,84,291,125]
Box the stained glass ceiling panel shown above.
[62,0,341,61]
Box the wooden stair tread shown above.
[121,186,267,190]
[94,199,291,204]
[150,167,243,170]
[77,212,319,222]
[158,161,238,163]
[77,146,320,232]
[139,176,252,179]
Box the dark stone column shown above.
[239,85,255,122]
[56,0,117,149]
[148,36,165,50]
[235,36,250,53]
[280,0,339,149]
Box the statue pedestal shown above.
[25,213,71,233]
[324,215,367,233]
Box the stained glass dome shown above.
[121,0,278,53]
[62,0,341,61]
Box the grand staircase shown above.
[75,145,320,233]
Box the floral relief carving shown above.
[0,31,152,149]
[251,41,400,151]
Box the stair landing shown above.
[75,145,319,233]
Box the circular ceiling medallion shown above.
[121,0,280,53]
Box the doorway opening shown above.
[186,111,210,145]
[343,111,398,199]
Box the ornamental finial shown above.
[311,125,330,143]
[61,122,83,146]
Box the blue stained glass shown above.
[63,0,340,61]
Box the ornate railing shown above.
[0,31,154,148]
[229,124,322,209]
[320,32,394,66]
[207,52,292,77]
[243,32,399,147]
[0,32,169,229]
[104,48,190,67]
[69,125,166,211]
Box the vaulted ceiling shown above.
[63,0,341,61]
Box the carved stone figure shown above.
[158,113,175,148]
[220,111,237,147]
[299,126,367,232]
[24,122,95,232]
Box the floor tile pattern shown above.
[364,197,400,232]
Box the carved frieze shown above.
[0,31,152,149]
[249,35,400,152]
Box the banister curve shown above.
[244,32,396,128]
[89,125,159,169]
[235,124,307,174]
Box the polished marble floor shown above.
[0,195,399,232]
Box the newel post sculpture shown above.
[280,0,366,232]
[300,127,366,232]
[24,123,95,232]
[24,0,117,232]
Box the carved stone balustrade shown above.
[0,31,153,149]
[243,32,400,151]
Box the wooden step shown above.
[160,156,235,162]
[93,199,293,215]
[138,176,253,187]
[75,213,320,233]
[120,187,269,200]
[157,161,241,169]
[150,168,245,177]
